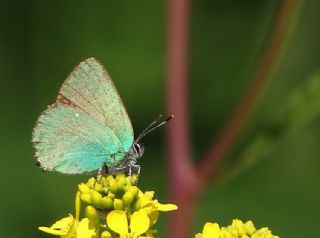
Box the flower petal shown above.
[141,201,155,209]
[38,226,65,236]
[75,191,81,221]
[107,210,128,235]
[130,210,150,235]
[51,215,75,229]
[138,191,155,208]
[202,222,220,238]
[144,191,154,200]
[155,203,178,212]
[148,210,159,225]
[39,214,75,236]
[77,218,96,238]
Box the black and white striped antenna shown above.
[135,115,174,143]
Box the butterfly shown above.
[32,58,172,176]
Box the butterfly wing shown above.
[58,58,134,151]
[32,58,134,174]
[33,106,125,173]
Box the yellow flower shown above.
[136,191,177,226]
[39,214,95,238]
[195,222,220,238]
[39,174,178,238]
[196,219,280,238]
[39,214,76,237]
[77,219,96,238]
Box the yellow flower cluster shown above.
[195,219,280,238]
[38,174,280,238]
[39,173,177,238]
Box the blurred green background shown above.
[1,0,320,237]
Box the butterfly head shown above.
[132,142,145,158]
[119,115,173,177]
[130,115,173,160]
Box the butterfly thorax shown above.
[106,142,144,176]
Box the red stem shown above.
[166,0,198,237]
[166,0,300,237]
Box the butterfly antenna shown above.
[135,115,163,141]
[135,115,174,143]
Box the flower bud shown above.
[233,219,246,236]
[126,176,132,185]
[99,176,106,184]
[130,174,138,184]
[91,190,103,208]
[109,180,118,194]
[101,231,112,238]
[101,196,113,209]
[132,198,141,211]
[94,183,104,193]
[81,193,92,203]
[88,177,96,188]
[107,192,115,199]
[244,221,255,235]
[102,187,109,194]
[128,186,139,197]
[113,198,124,210]
[116,173,126,183]
[221,228,235,238]
[106,175,115,185]
[123,191,135,206]
[117,182,126,196]
[124,184,131,192]
[85,205,98,224]
[78,183,91,194]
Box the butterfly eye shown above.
[133,143,141,154]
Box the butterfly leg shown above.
[93,163,108,186]
[98,162,108,175]
[108,164,140,178]
[128,164,140,177]
[108,165,127,175]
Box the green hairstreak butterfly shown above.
[32,58,172,175]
